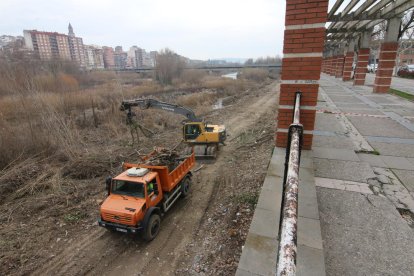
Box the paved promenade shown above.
[237,73,414,275]
[315,74,414,275]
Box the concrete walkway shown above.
[365,73,414,96]
[316,74,414,275]
[236,73,414,275]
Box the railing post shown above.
[277,91,303,276]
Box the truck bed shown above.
[122,148,195,193]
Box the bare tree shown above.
[155,48,185,85]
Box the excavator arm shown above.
[120,98,202,123]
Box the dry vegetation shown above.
[0,50,275,274]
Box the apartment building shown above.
[23,23,85,66]
[84,45,104,69]
[102,46,115,68]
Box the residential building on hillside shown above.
[0,35,24,52]
[102,46,115,69]
[84,45,104,69]
[23,23,85,66]
[114,46,127,69]
[68,23,86,67]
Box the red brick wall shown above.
[276,0,328,150]
[342,52,354,81]
[335,55,345,78]
[353,48,370,85]
[373,42,398,93]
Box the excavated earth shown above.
[0,80,279,276]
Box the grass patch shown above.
[64,212,87,223]
[235,192,259,207]
[355,149,380,155]
[389,88,414,101]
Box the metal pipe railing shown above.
[277,91,303,276]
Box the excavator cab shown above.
[184,123,202,140]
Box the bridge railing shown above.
[276,91,303,276]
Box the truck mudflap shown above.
[98,218,143,234]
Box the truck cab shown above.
[99,168,163,236]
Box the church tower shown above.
[68,23,75,37]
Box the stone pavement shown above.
[316,74,414,275]
[365,73,414,96]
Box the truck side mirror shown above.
[105,177,112,195]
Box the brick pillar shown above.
[342,52,354,81]
[276,0,328,150]
[353,48,370,85]
[329,56,337,76]
[329,56,335,75]
[322,58,326,73]
[335,55,345,78]
[373,42,398,93]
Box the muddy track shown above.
[33,82,279,276]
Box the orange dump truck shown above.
[98,148,195,241]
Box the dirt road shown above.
[33,81,279,276]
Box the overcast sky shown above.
[0,0,339,60]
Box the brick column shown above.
[322,57,327,73]
[276,0,328,150]
[335,54,345,78]
[329,56,335,75]
[330,56,337,76]
[353,48,370,85]
[373,42,398,93]
[373,17,400,93]
[342,41,355,81]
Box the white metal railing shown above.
[276,91,303,276]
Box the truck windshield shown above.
[112,180,144,198]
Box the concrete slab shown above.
[297,217,323,250]
[261,175,282,192]
[329,95,361,103]
[299,157,313,169]
[347,116,414,139]
[313,159,375,183]
[314,177,373,195]
[338,107,384,115]
[299,180,320,220]
[335,103,370,109]
[380,156,414,170]
[249,208,279,239]
[357,153,387,167]
[314,113,347,132]
[312,147,359,161]
[370,142,414,158]
[297,245,326,276]
[312,135,356,150]
[392,169,414,192]
[366,136,414,145]
[364,95,398,104]
[237,233,277,276]
[235,268,260,276]
[317,188,414,276]
[256,188,282,213]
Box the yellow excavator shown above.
[120,98,226,158]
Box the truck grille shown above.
[102,212,133,225]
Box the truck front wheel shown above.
[144,214,161,241]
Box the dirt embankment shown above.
[0,80,279,276]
